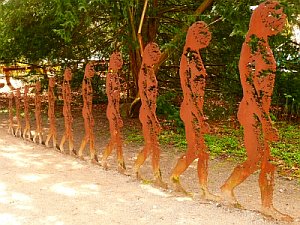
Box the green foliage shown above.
[156,91,184,131]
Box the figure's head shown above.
[24,85,29,93]
[64,67,72,81]
[84,62,95,78]
[49,77,55,88]
[186,21,211,49]
[143,42,161,65]
[36,81,41,91]
[109,52,123,70]
[251,1,286,36]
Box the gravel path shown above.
[1,125,298,225]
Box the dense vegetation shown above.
[0,0,299,177]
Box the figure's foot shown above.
[101,160,109,170]
[135,170,145,181]
[170,176,189,195]
[90,158,99,165]
[220,186,239,206]
[261,206,293,222]
[117,161,126,174]
[153,176,168,189]
[59,146,65,154]
[45,142,49,147]
[70,149,77,156]
[117,165,126,174]
[201,190,220,202]
[78,155,85,161]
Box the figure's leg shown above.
[133,145,151,180]
[259,146,293,222]
[89,135,98,163]
[59,134,66,153]
[170,152,197,193]
[78,135,88,160]
[151,141,167,188]
[69,134,76,156]
[116,133,126,173]
[38,130,43,145]
[53,132,57,150]
[45,133,51,147]
[101,140,114,169]
[197,149,219,201]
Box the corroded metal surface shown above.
[170,21,217,200]
[101,52,126,173]
[14,88,22,137]
[32,81,43,144]
[23,85,31,140]
[78,62,98,162]
[59,68,75,155]
[133,42,167,188]
[220,1,292,221]
[45,77,57,148]
[7,91,14,135]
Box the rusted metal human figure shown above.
[23,85,32,140]
[7,91,14,135]
[169,21,217,200]
[101,52,126,173]
[59,68,75,155]
[33,81,43,144]
[78,62,98,163]
[14,88,22,137]
[45,77,58,148]
[220,1,292,221]
[133,42,167,188]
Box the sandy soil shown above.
[0,103,299,225]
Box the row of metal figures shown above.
[4,1,293,222]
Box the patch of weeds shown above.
[124,128,144,144]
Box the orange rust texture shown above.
[220,1,292,221]
[23,85,32,140]
[45,77,57,148]
[14,88,22,137]
[101,52,126,172]
[59,68,75,155]
[170,21,216,199]
[133,42,166,187]
[32,81,43,144]
[7,91,14,135]
[78,62,98,162]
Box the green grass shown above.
[125,122,300,179]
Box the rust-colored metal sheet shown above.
[133,42,167,188]
[102,52,126,173]
[45,77,57,149]
[14,88,22,137]
[23,85,31,140]
[7,91,14,135]
[32,81,43,144]
[169,21,217,200]
[59,68,75,155]
[78,62,98,163]
[220,1,292,221]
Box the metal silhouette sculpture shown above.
[32,81,43,144]
[8,91,14,135]
[220,1,292,221]
[14,88,22,137]
[133,42,167,188]
[59,68,75,155]
[23,85,32,140]
[78,62,98,163]
[45,77,58,148]
[170,21,217,200]
[101,52,126,173]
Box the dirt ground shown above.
[0,102,299,225]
